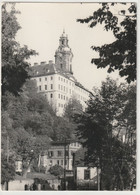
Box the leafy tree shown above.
[2,3,37,95]
[1,153,15,185]
[75,147,86,167]
[1,80,54,183]
[52,117,75,141]
[77,3,136,83]
[49,165,64,177]
[75,77,136,190]
[64,97,83,121]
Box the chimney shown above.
[41,61,46,65]
[49,60,53,65]
[34,62,38,66]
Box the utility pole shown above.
[64,140,66,190]
[97,167,100,191]
[7,135,9,163]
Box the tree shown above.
[49,165,64,177]
[64,97,83,121]
[77,3,136,83]
[2,3,37,95]
[75,77,136,190]
[1,80,54,183]
[75,147,86,167]
[1,153,15,185]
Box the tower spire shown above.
[55,32,73,74]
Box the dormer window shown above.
[46,68,50,73]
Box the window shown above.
[61,78,63,81]
[51,84,53,89]
[64,86,65,91]
[65,150,68,156]
[48,151,53,157]
[71,150,74,157]
[51,76,53,80]
[39,86,41,91]
[58,94,60,98]
[45,85,47,90]
[58,84,60,90]
[39,78,41,82]
[57,160,59,165]
[57,151,62,157]
[50,160,53,166]
[84,169,90,180]
[50,94,53,98]
[61,95,63,99]
[61,160,63,166]
[61,85,63,90]
[45,77,47,81]
[58,103,60,107]
[64,96,65,100]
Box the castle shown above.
[30,31,90,115]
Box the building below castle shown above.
[40,141,81,171]
[30,31,91,115]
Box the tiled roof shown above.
[29,63,56,77]
[30,63,91,93]
[26,172,58,180]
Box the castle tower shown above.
[55,30,73,74]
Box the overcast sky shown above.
[15,2,126,91]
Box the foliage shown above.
[75,77,136,190]
[64,97,83,121]
[1,80,78,183]
[77,3,136,83]
[49,165,64,177]
[52,116,76,141]
[1,153,15,184]
[31,158,46,173]
[2,3,37,96]
[75,147,86,167]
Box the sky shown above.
[15,2,126,91]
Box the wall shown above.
[41,142,81,170]
[7,179,34,191]
[32,71,90,116]
[76,167,97,180]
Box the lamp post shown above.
[63,138,70,190]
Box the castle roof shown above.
[30,62,91,93]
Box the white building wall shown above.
[32,72,90,116]
[76,167,97,180]
[8,179,34,191]
[41,142,81,170]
